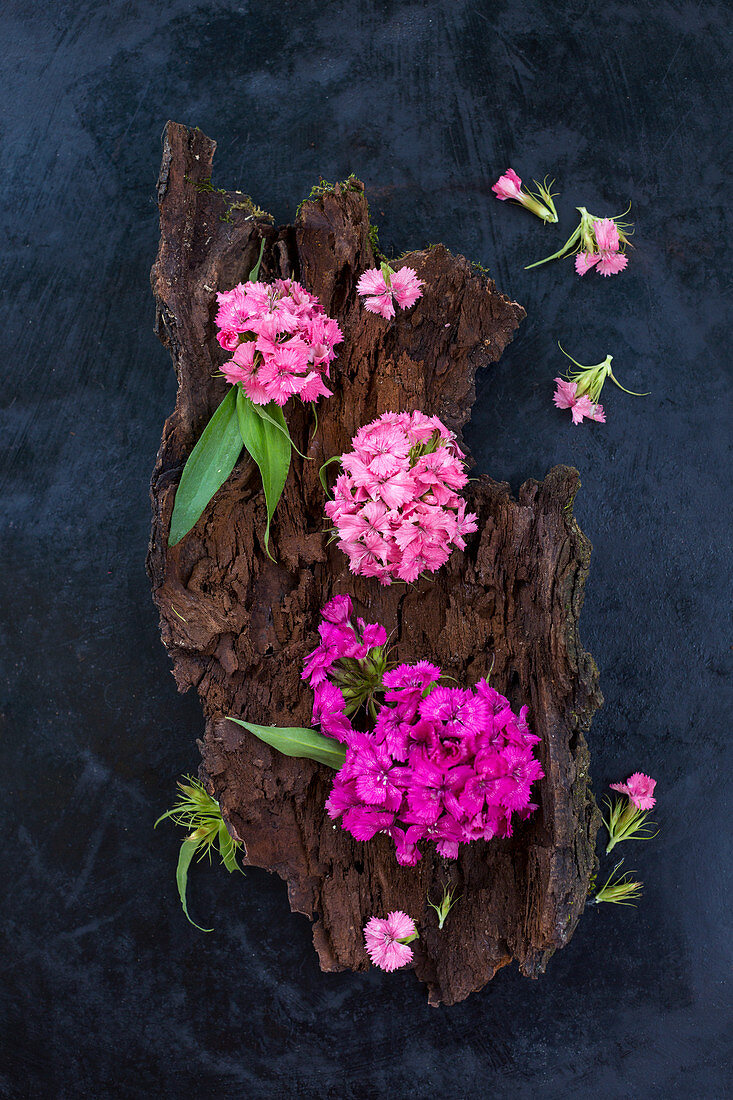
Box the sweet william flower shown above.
[364,911,418,971]
[553,345,649,425]
[527,205,633,275]
[492,168,559,224]
[357,262,424,319]
[553,378,605,425]
[610,772,657,811]
[324,411,477,586]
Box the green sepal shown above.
[236,388,291,560]
[168,386,244,546]
[226,717,347,770]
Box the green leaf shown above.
[226,718,347,770]
[236,389,291,559]
[249,237,266,282]
[176,833,213,933]
[252,401,309,460]
[217,820,241,873]
[168,386,243,546]
[319,454,342,496]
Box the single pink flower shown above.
[552,378,605,425]
[357,264,424,319]
[491,168,523,202]
[610,773,657,810]
[363,911,418,971]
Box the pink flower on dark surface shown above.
[357,263,424,319]
[610,773,657,810]
[215,276,342,406]
[492,168,524,201]
[553,378,606,424]
[324,411,477,585]
[492,169,559,223]
[363,911,418,971]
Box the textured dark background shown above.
[2,1,731,1096]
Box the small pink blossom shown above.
[363,911,418,971]
[357,264,424,320]
[553,378,605,424]
[492,168,523,201]
[610,773,657,810]
[492,169,559,222]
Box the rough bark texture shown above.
[148,122,602,1006]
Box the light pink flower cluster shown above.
[215,278,343,406]
[553,378,605,424]
[324,411,478,585]
[363,911,418,971]
[575,217,628,277]
[303,597,544,866]
[357,263,424,320]
[610,773,657,810]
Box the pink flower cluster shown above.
[215,277,343,406]
[324,411,478,585]
[304,597,544,866]
[611,773,656,810]
[357,265,424,320]
[575,218,628,277]
[553,378,605,424]
[363,911,417,971]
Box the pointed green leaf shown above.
[236,388,291,558]
[176,833,213,932]
[252,400,309,460]
[168,386,243,546]
[226,717,347,770]
[249,237,266,282]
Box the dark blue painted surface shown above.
[1,1,731,1096]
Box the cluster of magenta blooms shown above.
[215,277,343,406]
[302,595,544,866]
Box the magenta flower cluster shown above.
[303,596,544,866]
[324,411,478,585]
[215,277,343,406]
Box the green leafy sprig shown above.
[155,777,243,932]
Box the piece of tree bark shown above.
[148,121,602,1006]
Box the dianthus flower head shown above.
[610,772,657,811]
[306,602,544,868]
[552,344,649,425]
[357,261,424,320]
[216,277,342,406]
[324,411,477,585]
[527,204,633,275]
[363,911,418,971]
[492,169,559,223]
